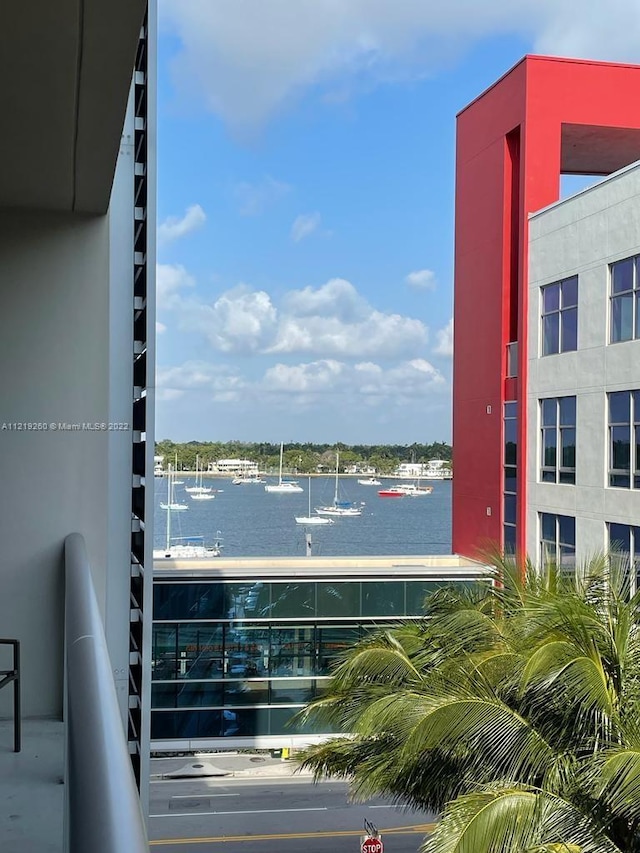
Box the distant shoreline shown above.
[156,471,451,480]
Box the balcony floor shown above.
[0,719,63,853]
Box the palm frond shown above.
[421,786,622,853]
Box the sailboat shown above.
[185,454,213,494]
[315,452,362,517]
[154,468,222,560]
[159,464,188,511]
[173,453,184,485]
[264,443,303,493]
[295,477,334,525]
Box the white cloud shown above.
[161,1,640,131]
[176,277,428,358]
[291,212,322,242]
[156,263,196,310]
[158,356,445,410]
[234,176,291,216]
[405,269,436,291]
[180,285,279,354]
[157,361,247,403]
[156,321,167,335]
[433,318,453,357]
[158,204,206,245]
[283,278,368,321]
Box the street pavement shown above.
[148,753,436,852]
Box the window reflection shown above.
[152,578,484,739]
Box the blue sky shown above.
[155,1,640,444]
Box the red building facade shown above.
[452,55,640,559]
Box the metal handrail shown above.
[0,639,20,752]
[64,533,148,853]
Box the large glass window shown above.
[503,401,517,552]
[608,390,640,488]
[151,577,486,741]
[540,396,576,484]
[610,256,640,343]
[540,513,575,574]
[541,276,578,355]
[608,523,640,597]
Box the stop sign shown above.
[362,837,384,853]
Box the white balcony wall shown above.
[0,203,133,718]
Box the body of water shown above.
[154,475,452,558]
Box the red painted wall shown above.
[452,56,640,560]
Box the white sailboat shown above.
[173,453,184,485]
[296,477,334,525]
[159,464,188,511]
[185,454,213,494]
[315,452,362,517]
[154,473,222,559]
[265,443,303,493]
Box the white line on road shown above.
[369,805,400,809]
[170,794,240,799]
[150,806,329,819]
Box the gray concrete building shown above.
[528,161,640,579]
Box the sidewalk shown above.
[150,751,314,781]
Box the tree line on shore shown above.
[155,439,452,475]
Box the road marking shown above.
[170,794,240,799]
[150,806,329,818]
[368,805,398,809]
[150,822,436,846]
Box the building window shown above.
[540,396,576,484]
[540,513,575,573]
[503,402,517,551]
[608,390,640,489]
[610,256,640,343]
[608,523,640,596]
[541,276,578,355]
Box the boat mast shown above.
[333,451,339,506]
[278,442,284,485]
[165,463,172,551]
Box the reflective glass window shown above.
[151,709,224,739]
[540,513,575,572]
[225,625,270,677]
[540,397,575,485]
[611,256,640,343]
[270,679,315,705]
[152,625,177,680]
[609,391,636,488]
[224,680,269,706]
[317,625,361,674]
[362,581,404,616]
[154,583,226,620]
[317,582,360,617]
[270,626,315,676]
[504,494,517,525]
[268,583,316,617]
[542,277,578,355]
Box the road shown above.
[149,777,436,852]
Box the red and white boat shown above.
[377,486,407,498]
